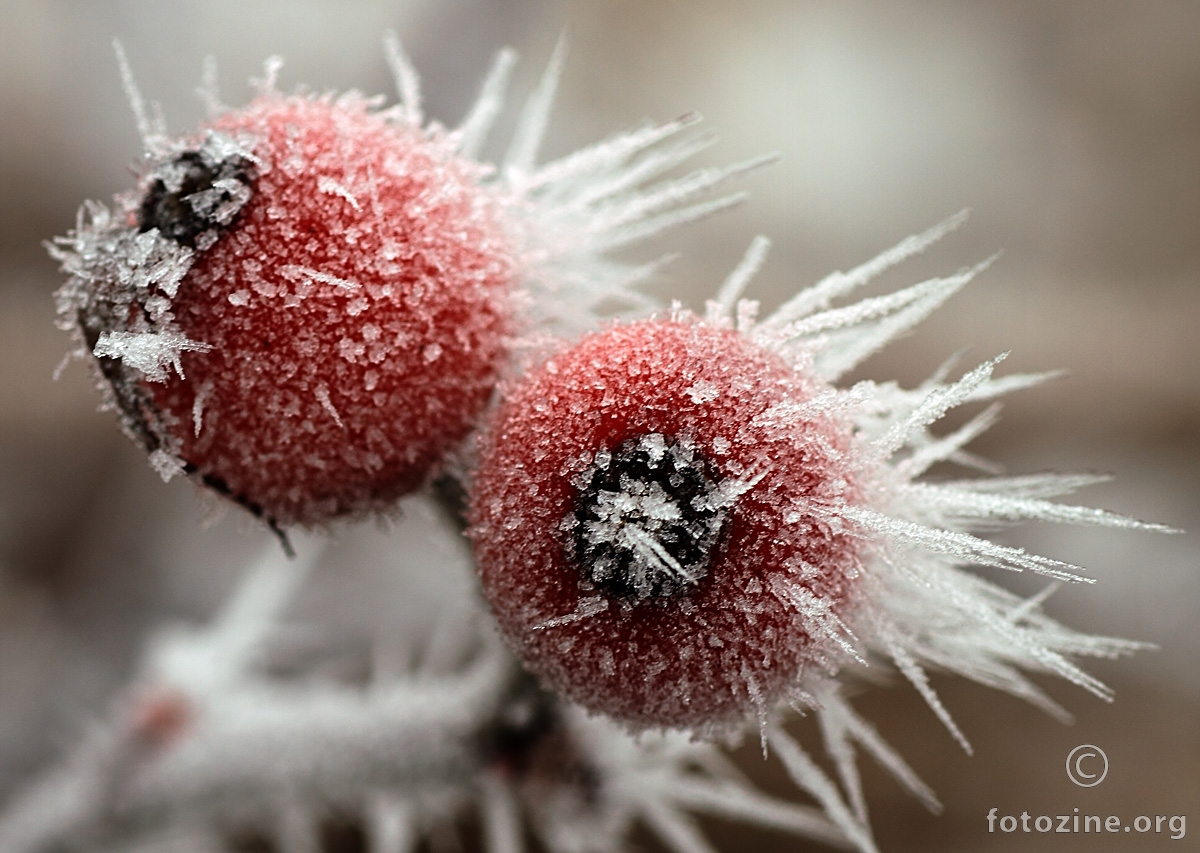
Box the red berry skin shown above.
[469,317,864,731]
[138,94,514,526]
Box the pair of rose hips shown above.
[55,77,866,733]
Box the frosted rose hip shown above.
[469,317,864,731]
[59,93,515,527]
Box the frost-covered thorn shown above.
[504,32,567,180]
[758,209,971,333]
[706,234,771,325]
[382,29,422,127]
[112,38,164,155]
[454,48,519,160]
[769,727,879,853]
[147,535,323,693]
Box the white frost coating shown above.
[148,448,185,482]
[759,209,971,332]
[198,54,224,117]
[574,433,733,599]
[113,39,167,155]
[900,481,1177,532]
[684,379,718,404]
[660,778,846,845]
[842,504,1087,582]
[807,264,988,382]
[873,352,1007,459]
[592,160,774,253]
[50,130,258,490]
[192,381,213,436]
[534,594,608,630]
[710,234,771,323]
[586,156,777,241]
[189,177,254,227]
[892,402,1002,480]
[93,329,212,382]
[769,729,879,853]
[767,576,861,663]
[251,55,285,96]
[403,34,775,335]
[811,682,941,815]
[767,274,968,344]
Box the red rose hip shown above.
[469,316,865,731]
[56,91,515,528]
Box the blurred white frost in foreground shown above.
[0,495,854,853]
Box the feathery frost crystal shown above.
[51,38,759,529]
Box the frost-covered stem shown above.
[0,540,520,853]
[123,644,515,815]
[0,717,146,852]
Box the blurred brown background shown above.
[1,1,1197,851]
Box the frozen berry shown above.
[56,92,515,528]
[468,316,864,731]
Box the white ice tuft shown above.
[147,448,186,483]
[93,329,212,382]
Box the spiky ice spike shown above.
[50,37,761,531]
[469,213,1173,752]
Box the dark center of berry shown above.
[138,143,255,248]
[571,433,727,601]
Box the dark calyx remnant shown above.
[138,148,255,248]
[571,433,727,602]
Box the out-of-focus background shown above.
[1,1,1197,851]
